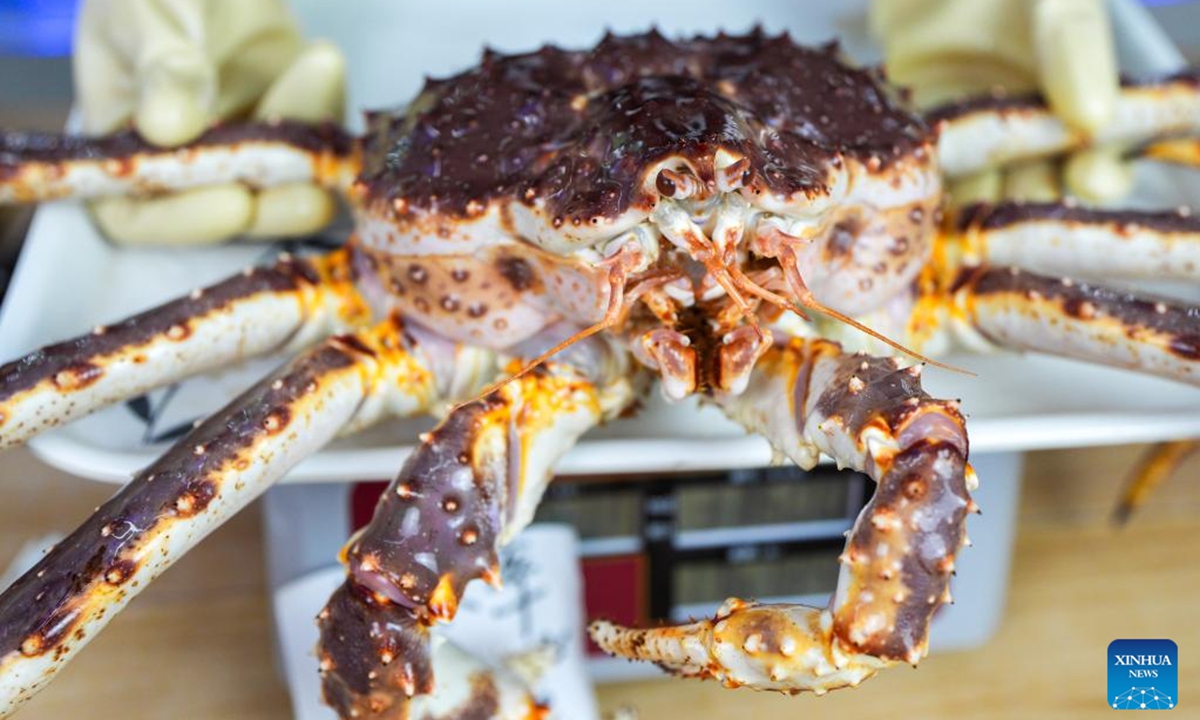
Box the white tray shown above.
[2,0,1198,485]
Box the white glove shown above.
[74,0,346,245]
[872,0,1130,203]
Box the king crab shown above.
[0,28,1198,719]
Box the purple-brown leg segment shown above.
[0,121,360,203]
[0,317,469,717]
[317,339,633,719]
[590,338,974,694]
[954,266,1200,386]
[0,249,369,449]
[956,201,1200,283]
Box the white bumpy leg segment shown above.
[955,265,1200,386]
[0,250,368,450]
[958,201,1200,283]
[0,121,359,203]
[933,71,1200,177]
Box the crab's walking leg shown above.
[317,338,633,719]
[933,71,1200,177]
[0,250,369,449]
[954,266,1200,386]
[0,317,471,716]
[1139,137,1200,168]
[956,202,1200,282]
[590,339,974,694]
[1114,439,1200,524]
[0,121,360,203]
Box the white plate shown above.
[2,0,1198,485]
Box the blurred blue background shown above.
[0,0,80,57]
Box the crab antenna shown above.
[775,251,973,375]
[727,262,809,322]
[700,255,766,336]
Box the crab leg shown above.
[933,71,1200,177]
[1114,439,1200,524]
[1139,137,1200,168]
[0,249,369,450]
[0,315,477,716]
[590,338,974,694]
[955,202,1200,282]
[954,266,1200,386]
[0,121,360,203]
[318,338,632,719]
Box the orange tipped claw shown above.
[589,599,886,694]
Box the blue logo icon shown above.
[1109,639,1177,710]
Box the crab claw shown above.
[590,599,883,694]
[593,338,973,694]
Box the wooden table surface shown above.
[2,442,1197,719]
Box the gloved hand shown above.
[74,0,346,245]
[871,0,1130,203]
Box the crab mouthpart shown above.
[637,328,697,400]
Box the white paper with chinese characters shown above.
[273,525,598,720]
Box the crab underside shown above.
[0,28,1197,720]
